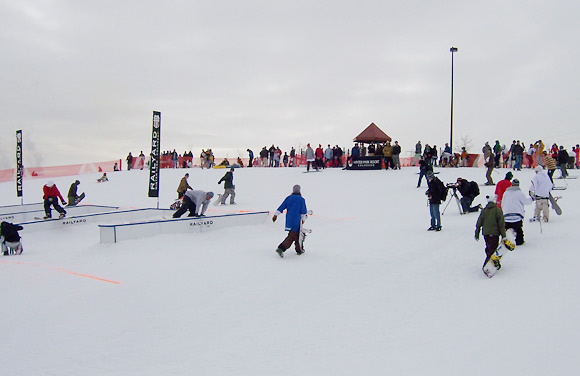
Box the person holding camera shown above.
[455,178,481,214]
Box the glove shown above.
[272,215,277,222]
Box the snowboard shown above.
[482,229,516,278]
[213,194,223,206]
[66,192,85,206]
[298,210,313,254]
[549,193,562,215]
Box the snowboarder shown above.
[177,173,193,199]
[1,221,24,256]
[502,179,532,245]
[417,156,433,188]
[67,180,82,206]
[43,181,67,219]
[172,190,214,218]
[475,195,507,269]
[272,184,308,257]
[217,168,236,205]
[426,171,446,231]
[529,166,553,222]
[305,144,317,172]
[97,173,108,183]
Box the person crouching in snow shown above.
[43,181,66,219]
[475,195,507,269]
[97,173,108,183]
[1,221,24,255]
[172,190,214,218]
[272,184,308,257]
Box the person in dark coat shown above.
[426,171,446,231]
[218,168,236,205]
[1,221,24,255]
[67,180,82,206]
[417,157,433,188]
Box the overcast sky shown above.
[1,0,579,168]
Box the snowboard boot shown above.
[427,226,436,231]
[296,248,304,256]
[43,215,52,220]
[59,213,66,219]
[502,238,516,251]
[275,248,284,258]
[436,226,442,231]
[491,254,502,269]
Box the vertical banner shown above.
[16,130,23,198]
[148,111,161,199]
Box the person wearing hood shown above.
[272,184,308,257]
[173,190,214,218]
[475,195,507,269]
[43,181,67,219]
[67,180,82,206]
[502,179,533,246]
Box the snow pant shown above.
[278,230,301,252]
[44,197,66,217]
[384,157,394,169]
[393,155,400,169]
[548,169,555,182]
[483,235,500,267]
[177,190,185,200]
[514,154,523,170]
[413,154,421,166]
[417,171,427,187]
[486,164,494,184]
[460,196,479,213]
[505,221,524,245]
[221,188,235,204]
[173,195,197,218]
[534,198,549,222]
[429,203,441,228]
[306,160,317,171]
[560,164,568,178]
[68,196,79,206]
[2,240,23,255]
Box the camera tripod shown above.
[442,186,464,215]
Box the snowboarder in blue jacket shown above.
[272,185,308,257]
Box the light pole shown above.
[449,46,458,152]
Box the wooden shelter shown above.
[353,123,392,143]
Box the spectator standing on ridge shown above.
[247,149,254,167]
[126,152,133,170]
[413,141,422,166]
[558,146,570,178]
[392,141,401,169]
[305,144,317,172]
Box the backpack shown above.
[439,180,449,202]
[469,181,480,197]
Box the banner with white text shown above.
[16,130,23,197]
[148,112,161,198]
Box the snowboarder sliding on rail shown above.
[43,181,67,219]
[272,184,308,257]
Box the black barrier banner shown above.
[16,130,23,197]
[346,156,383,170]
[148,111,161,197]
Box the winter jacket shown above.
[305,147,315,161]
[1,222,23,242]
[275,193,307,233]
[183,190,212,216]
[558,149,570,165]
[475,202,506,238]
[177,177,192,193]
[218,171,234,189]
[382,144,393,157]
[544,155,557,170]
[427,177,446,205]
[67,182,79,198]
[457,179,475,199]
[502,187,533,223]
[494,179,512,204]
[43,185,64,201]
[530,171,553,198]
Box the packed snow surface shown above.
[1,166,578,375]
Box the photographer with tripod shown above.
[454,178,482,214]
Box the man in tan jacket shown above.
[177,173,192,199]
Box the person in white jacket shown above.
[502,179,532,245]
[173,190,214,218]
[529,166,554,222]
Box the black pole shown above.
[450,47,458,152]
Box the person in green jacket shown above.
[475,195,507,268]
[218,168,236,205]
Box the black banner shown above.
[148,111,161,197]
[346,156,383,170]
[16,130,23,197]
